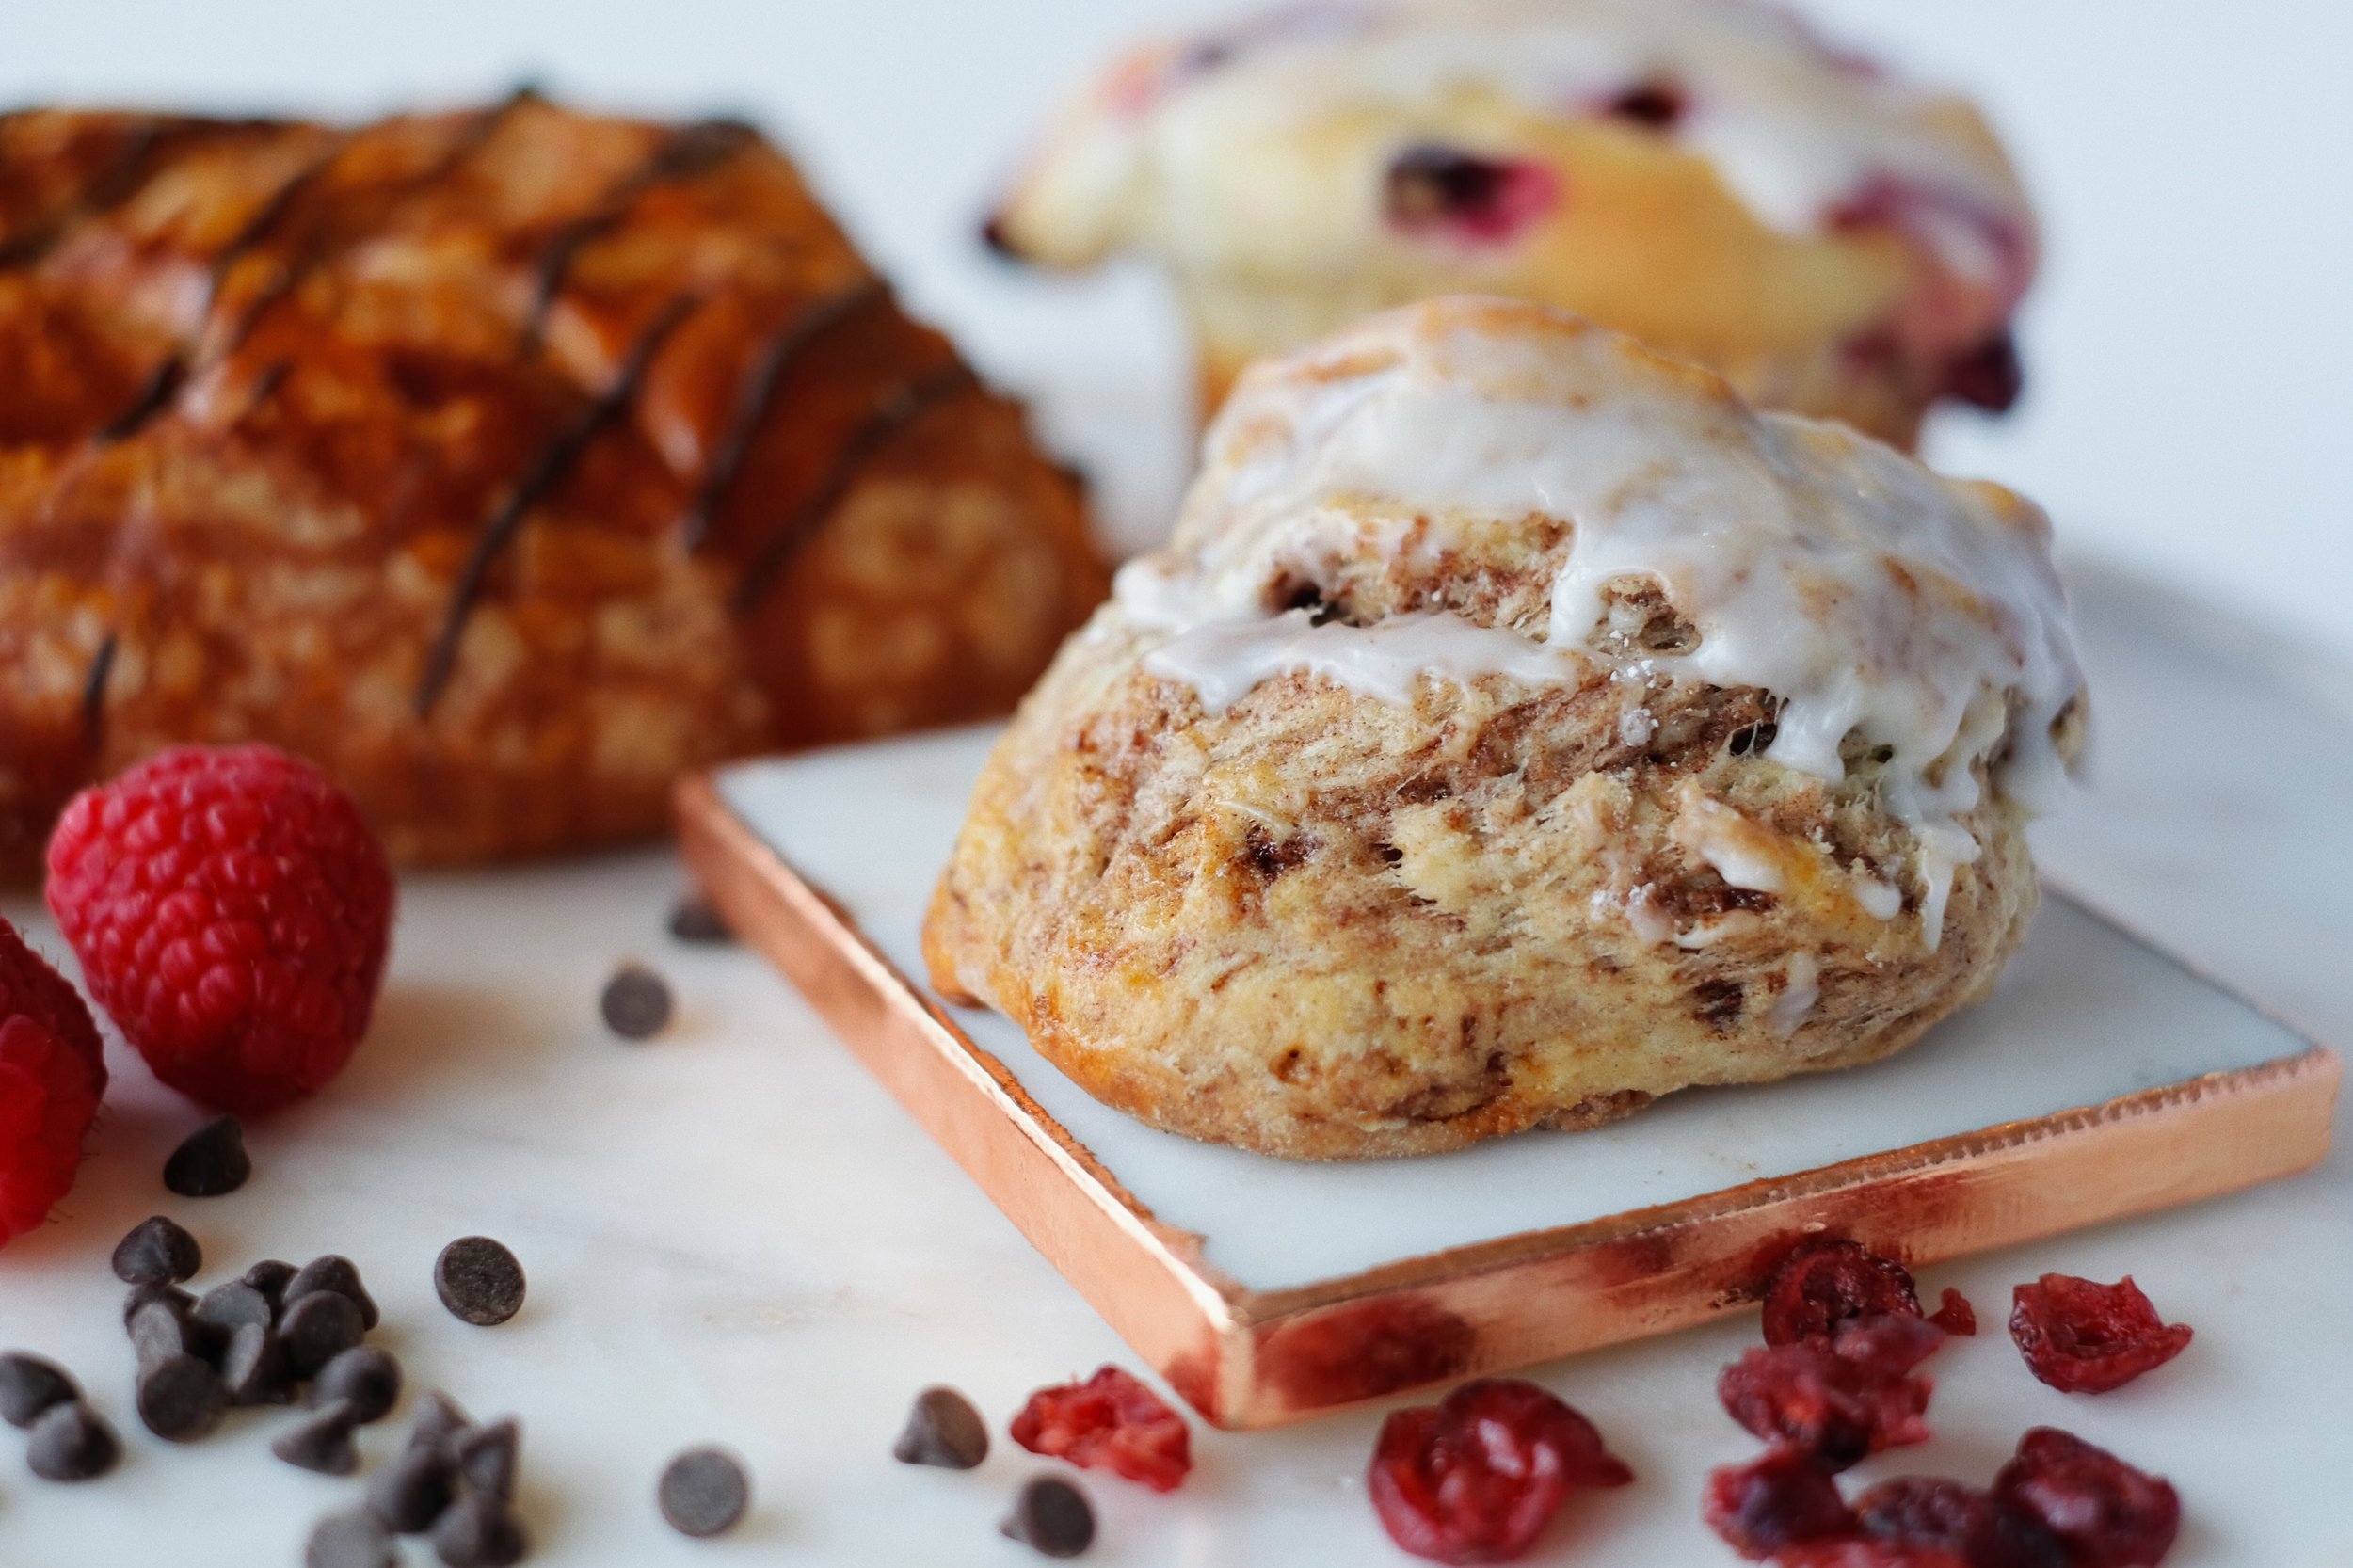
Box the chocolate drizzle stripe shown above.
[413,293,703,717]
[80,632,119,754]
[522,119,759,352]
[728,361,981,616]
[679,276,890,552]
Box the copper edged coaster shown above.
[677,727,2340,1431]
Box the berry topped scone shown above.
[984,0,2036,447]
[924,296,2085,1160]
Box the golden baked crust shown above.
[0,99,1108,872]
[986,0,2037,447]
[925,298,2081,1160]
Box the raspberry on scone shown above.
[46,745,394,1116]
[0,917,107,1244]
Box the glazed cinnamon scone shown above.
[985,0,2036,447]
[0,97,1107,872]
[925,297,2085,1160]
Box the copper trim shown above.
[676,774,2342,1431]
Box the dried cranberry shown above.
[1718,1318,1940,1471]
[1852,1477,2067,1568]
[2008,1276,2192,1395]
[1383,145,1560,244]
[1938,331,2025,412]
[1928,1288,1977,1336]
[1763,1239,1923,1346]
[1009,1366,1191,1492]
[1774,1543,1972,1568]
[1605,80,1688,130]
[1702,1448,1853,1560]
[1993,1428,2180,1568]
[1367,1379,1631,1564]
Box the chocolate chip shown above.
[312,1345,403,1424]
[195,1280,275,1337]
[431,1493,529,1567]
[657,1446,749,1537]
[306,1508,397,1568]
[667,896,733,944]
[285,1255,380,1330]
[136,1352,228,1441]
[243,1257,298,1308]
[600,965,674,1040]
[893,1384,988,1469]
[220,1321,296,1406]
[369,1444,457,1533]
[275,1399,364,1475]
[454,1417,520,1500]
[408,1390,473,1457]
[121,1279,196,1327]
[281,1290,366,1379]
[435,1237,526,1327]
[27,1400,119,1480]
[163,1115,251,1196]
[0,1351,78,1428]
[129,1299,203,1370]
[1001,1476,1095,1558]
[110,1215,201,1285]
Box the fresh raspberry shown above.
[0,917,106,1245]
[46,745,393,1116]
[1010,1365,1192,1492]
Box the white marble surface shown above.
[718,730,2314,1294]
[0,568,2345,1568]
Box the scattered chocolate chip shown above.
[1001,1476,1095,1558]
[285,1255,380,1330]
[136,1351,228,1442]
[195,1280,275,1337]
[110,1215,201,1286]
[306,1508,397,1568]
[658,1446,749,1538]
[220,1321,296,1406]
[667,896,733,944]
[0,1351,78,1428]
[129,1299,203,1370]
[121,1279,196,1328]
[435,1237,526,1327]
[275,1399,364,1475]
[454,1417,520,1500]
[893,1384,988,1469]
[243,1257,299,1308]
[163,1115,252,1196]
[281,1290,367,1380]
[600,965,674,1040]
[408,1390,474,1457]
[312,1345,403,1424]
[369,1444,457,1533]
[432,1493,529,1567]
[27,1400,120,1480]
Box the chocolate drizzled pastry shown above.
[0,98,1105,873]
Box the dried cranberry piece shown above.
[1993,1428,2180,1568]
[1605,80,1688,130]
[1383,145,1561,244]
[1718,1317,1940,1471]
[1763,1239,1924,1346]
[2008,1276,2192,1395]
[1774,1543,1972,1568]
[1009,1366,1192,1492]
[1367,1379,1631,1564]
[1928,1288,1977,1336]
[1852,1477,2068,1568]
[1702,1448,1853,1560]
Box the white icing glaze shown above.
[1061,0,2025,273]
[1115,297,2086,947]
[1769,951,1820,1036]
